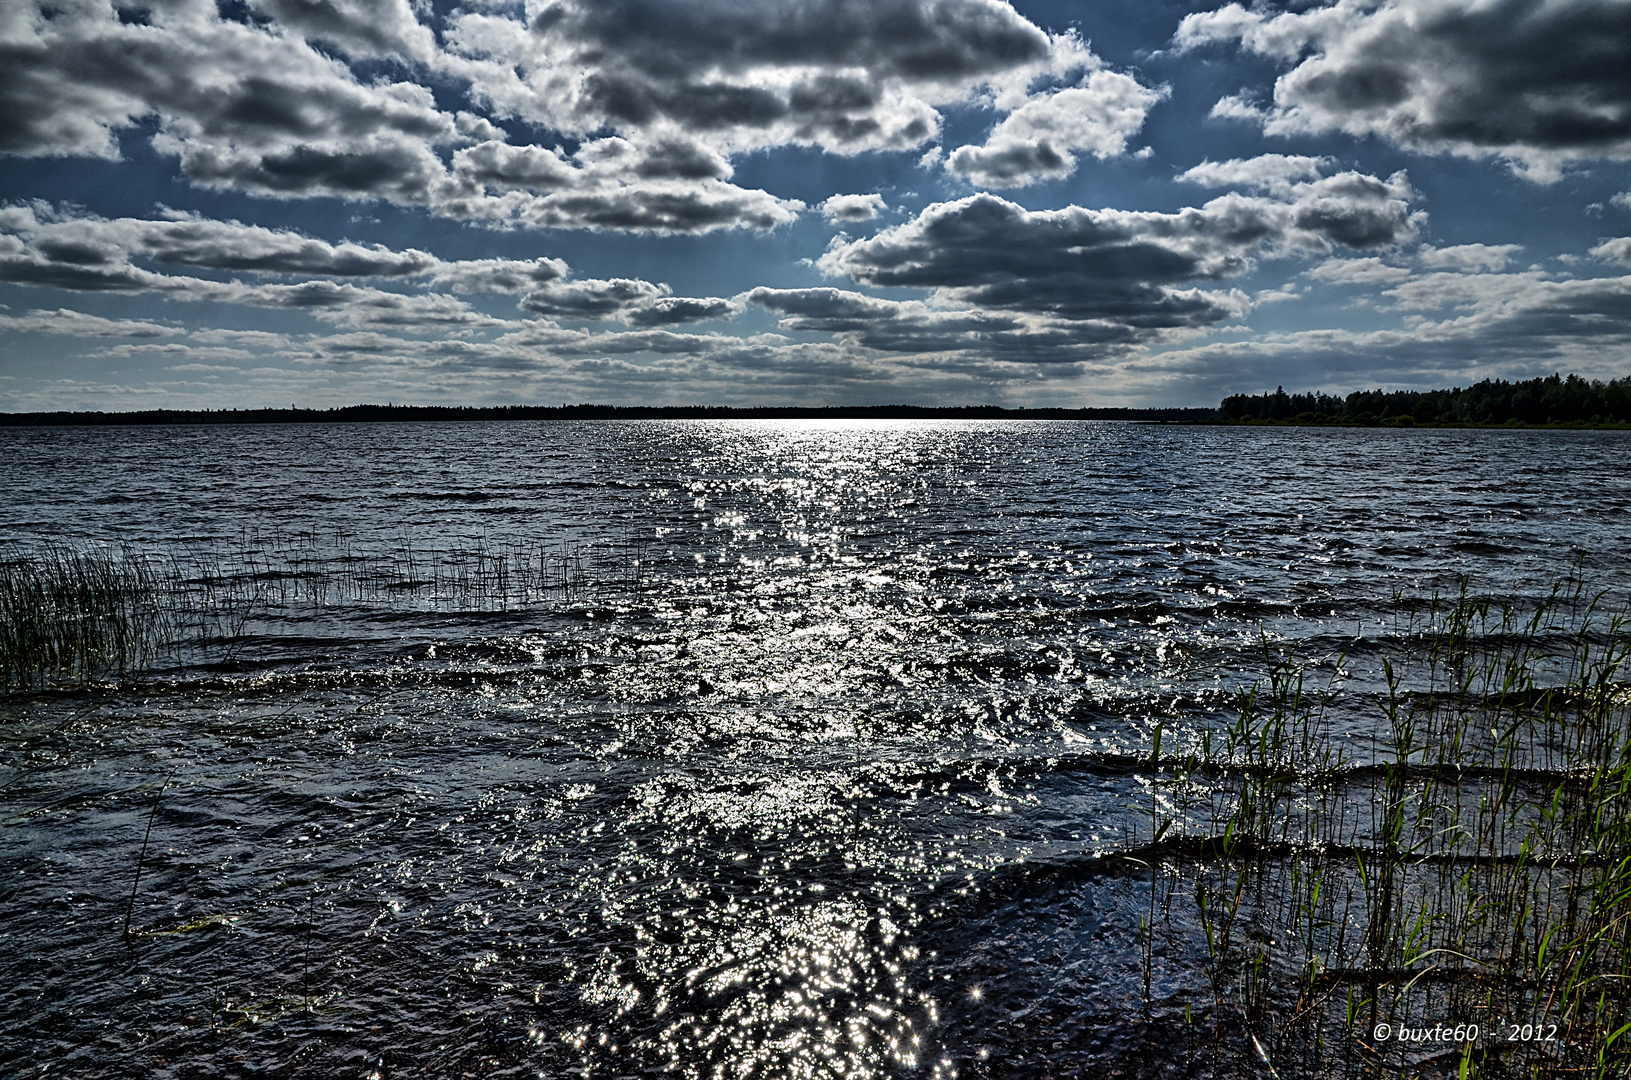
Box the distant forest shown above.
[1218,373,1631,426]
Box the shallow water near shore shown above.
[3,420,1629,1078]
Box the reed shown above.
[1146,582,1631,1077]
[0,531,656,687]
[0,543,171,687]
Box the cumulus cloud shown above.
[0,205,502,331]
[1,0,457,204]
[0,0,1162,235]
[745,286,1042,356]
[0,1,803,233]
[822,194,889,222]
[446,0,1058,154]
[946,72,1165,188]
[823,168,1417,323]
[1177,0,1631,181]
[439,0,1156,206]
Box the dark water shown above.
[2,421,1628,1078]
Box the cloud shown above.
[448,0,1057,155]
[822,194,888,222]
[1177,0,1631,181]
[1591,237,1631,266]
[0,1,1158,237]
[0,1,802,234]
[519,277,738,325]
[246,0,436,61]
[1307,257,1412,285]
[624,297,741,327]
[1,1,457,204]
[0,308,181,338]
[519,278,670,318]
[1614,192,1631,210]
[745,286,1048,356]
[822,169,1417,324]
[1152,268,1631,394]
[438,0,1153,214]
[1178,155,1330,194]
[425,257,569,294]
[0,204,570,293]
[1418,243,1524,273]
[946,72,1166,188]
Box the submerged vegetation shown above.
[1136,584,1631,1077]
[1219,373,1631,427]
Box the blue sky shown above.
[2,0,1630,409]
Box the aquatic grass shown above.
[0,543,173,688]
[0,530,657,687]
[1142,582,1631,1077]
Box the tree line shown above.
[1218,373,1631,426]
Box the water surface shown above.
[2,421,1628,1078]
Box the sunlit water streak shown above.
[1,421,1628,1077]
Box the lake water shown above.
[2,421,1628,1078]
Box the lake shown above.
[3,421,1629,1078]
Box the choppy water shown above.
[2,420,1628,1078]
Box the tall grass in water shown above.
[1145,583,1631,1077]
[0,531,652,687]
[0,545,171,687]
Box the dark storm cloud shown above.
[1179,0,1631,180]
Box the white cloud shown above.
[1307,257,1412,285]
[1178,154,1330,194]
[1591,237,1631,266]
[946,72,1165,188]
[0,308,181,338]
[1418,244,1524,273]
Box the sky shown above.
[2,0,1630,410]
